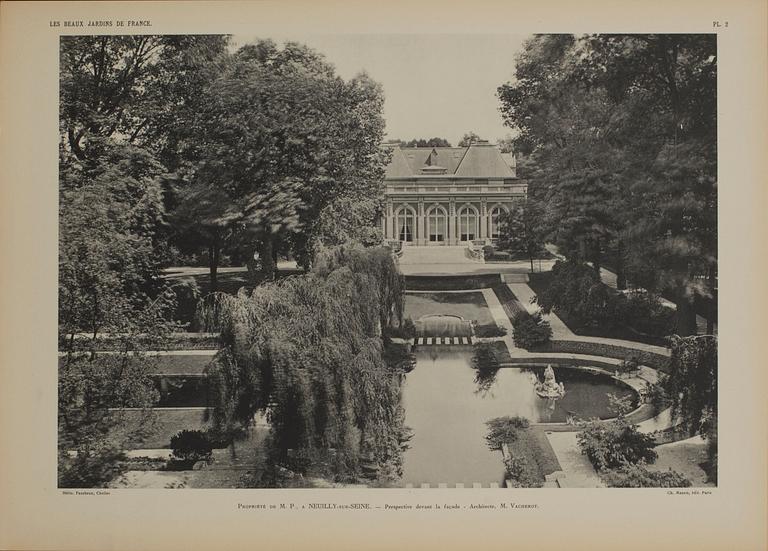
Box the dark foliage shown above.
[170,429,214,465]
[601,462,692,488]
[485,416,530,450]
[474,324,508,338]
[511,311,552,349]
[577,417,658,471]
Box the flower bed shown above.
[491,284,526,320]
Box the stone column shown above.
[418,199,425,246]
[386,199,393,240]
[480,199,488,240]
[449,199,457,245]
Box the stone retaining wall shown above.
[534,340,670,372]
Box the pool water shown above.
[400,347,636,486]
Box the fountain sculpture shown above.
[534,365,566,399]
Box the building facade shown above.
[382,141,526,246]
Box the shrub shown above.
[474,323,507,338]
[619,354,640,373]
[482,245,496,260]
[383,342,416,373]
[606,392,635,416]
[485,416,530,450]
[383,318,416,339]
[511,311,552,349]
[170,429,213,465]
[576,417,657,471]
[503,455,542,488]
[534,260,611,326]
[58,448,127,488]
[618,292,675,336]
[601,462,692,488]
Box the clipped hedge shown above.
[534,340,670,372]
[404,273,502,291]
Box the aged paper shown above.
[1,1,766,550]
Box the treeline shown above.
[59,35,390,340]
[498,35,717,335]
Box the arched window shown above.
[490,205,508,239]
[458,205,479,242]
[427,206,447,243]
[395,206,416,242]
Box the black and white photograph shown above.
[3,1,768,550]
[56,32,719,490]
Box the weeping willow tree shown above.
[198,244,408,483]
[663,334,717,482]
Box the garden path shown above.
[545,432,604,488]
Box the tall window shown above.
[458,205,478,242]
[395,206,415,242]
[427,206,447,242]
[490,206,506,239]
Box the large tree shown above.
[60,35,229,162]
[58,36,227,485]
[199,244,408,484]
[498,34,717,335]
[497,201,545,272]
[176,40,388,279]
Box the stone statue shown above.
[535,365,566,399]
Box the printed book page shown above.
[0,1,766,550]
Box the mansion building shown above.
[381,140,526,246]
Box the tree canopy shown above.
[458,131,483,146]
[498,34,717,335]
[173,40,389,277]
[403,137,452,148]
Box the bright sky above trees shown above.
[232,34,527,146]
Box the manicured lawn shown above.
[404,292,494,326]
[502,425,563,486]
[520,426,562,476]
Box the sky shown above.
[231,34,529,147]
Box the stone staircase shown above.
[416,336,471,346]
[399,245,477,265]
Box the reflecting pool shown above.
[400,346,637,486]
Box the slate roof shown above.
[384,142,515,179]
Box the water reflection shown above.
[400,347,637,486]
[472,343,501,397]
